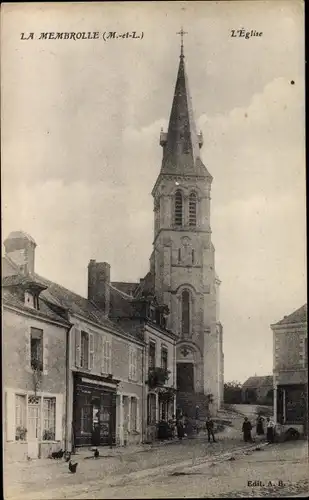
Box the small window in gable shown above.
[25,291,40,310]
[25,291,34,308]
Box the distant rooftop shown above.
[273,304,307,326]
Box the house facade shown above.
[92,261,178,443]
[2,231,177,459]
[26,260,146,451]
[2,232,69,462]
[271,304,308,435]
[241,376,273,405]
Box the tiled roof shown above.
[242,375,273,389]
[2,274,47,289]
[33,274,141,342]
[2,256,143,344]
[2,288,70,326]
[4,231,37,246]
[274,304,307,326]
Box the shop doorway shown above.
[73,379,116,447]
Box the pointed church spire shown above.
[159,30,212,179]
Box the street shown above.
[4,428,308,499]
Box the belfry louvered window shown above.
[174,190,183,226]
[189,192,197,226]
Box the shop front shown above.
[73,373,119,447]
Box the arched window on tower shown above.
[174,190,183,226]
[181,290,190,335]
[189,192,197,227]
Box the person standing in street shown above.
[206,416,216,443]
[176,414,185,440]
[266,417,275,443]
[242,417,253,442]
[256,414,265,435]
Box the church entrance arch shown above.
[177,362,194,392]
[176,342,202,394]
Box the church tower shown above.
[151,31,224,413]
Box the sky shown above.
[2,1,306,383]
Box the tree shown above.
[224,381,242,404]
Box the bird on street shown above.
[69,460,78,473]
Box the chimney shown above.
[88,260,111,315]
[4,231,37,275]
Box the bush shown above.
[284,428,300,442]
[224,381,242,404]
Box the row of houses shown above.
[2,231,178,462]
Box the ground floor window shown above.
[43,397,56,440]
[15,395,27,440]
[147,394,156,424]
[159,400,168,421]
[12,394,57,442]
[130,397,137,431]
[285,385,306,423]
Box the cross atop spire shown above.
[176,27,188,58]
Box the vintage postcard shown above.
[1,1,307,498]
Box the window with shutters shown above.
[15,395,26,440]
[181,290,191,335]
[148,341,156,369]
[101,337,112,375]
[30,328,43,371]
[130,397,138,431]
[9,393,61,442]
[79,331,94,370]
[43,397,56,440]
[161,347,168,372]
[174,190,183,226]
[189,192,197,226]
[147,393,156,424]
[80,331,89,369]
[129,346,138,381]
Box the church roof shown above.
[111,282,138,297]
[160,48,212,179]
[273,304,307,326]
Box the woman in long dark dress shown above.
[242,417,253,442]
[256,415,265,435]
[177,416,185,440]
